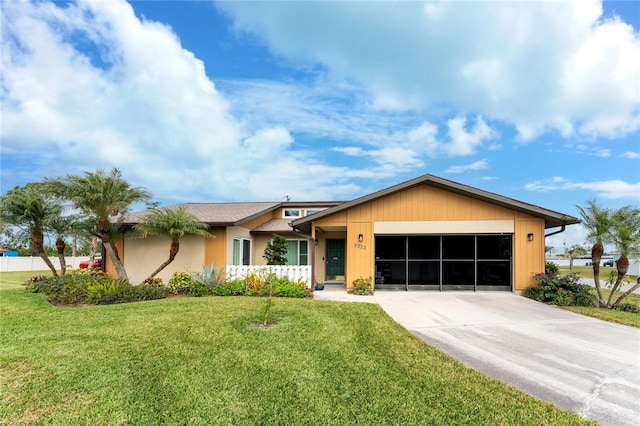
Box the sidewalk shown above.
[312,285,377,303]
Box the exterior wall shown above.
[204,228,227,267]
[315,184,542,290]
[514,213,546,290]
[123,235,205,284]
[252,234,271,266]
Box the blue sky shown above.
[1,0,639,251]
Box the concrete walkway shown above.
[315,288,640,426]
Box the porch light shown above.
[358,233,363,242]
[527,233,534,241]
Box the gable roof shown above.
[125,202,281,226]
[292,174,580,232]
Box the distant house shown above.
[112,174,579,291]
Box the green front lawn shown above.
[0,271,592,425]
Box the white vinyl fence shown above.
[0,256,94,273]
[225,265,312,288]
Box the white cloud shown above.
[525,178,640,200]
[621,151,640,159]
[445,159,489,174]
[218,0,640,140]
[443,116,496,156]
[0,0,379,202]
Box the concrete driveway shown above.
[374,292,640,426]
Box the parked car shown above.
[79,258,102,269]
[603,259,614,267]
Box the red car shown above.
[79,259,102,269]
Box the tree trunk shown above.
[97,219,128,281]
[148,241,180,279]
[591,242,605,306]
[606,255,629,307]
[56,237,67,277]
[569,258,574,270]
[32,230,58,277]
[613,282,640,307]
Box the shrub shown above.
[168,272,196,294]
[522,286,543,301]
[524,272,596,307]
[27,271,168,305]
[614,302,640,313]
[245,271,265,294]
[350,276,373,295]
[213,279,247,296]
[193,264,226,287]
[273,282,306,298]
[142,277,164,287]
[545,261,559,275]
[552,289,574,306]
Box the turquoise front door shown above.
[326,239,345,278]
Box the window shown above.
[305,208,325,216]
[283,209,301,218]
[285,240,309,265]
[233,238,251,265]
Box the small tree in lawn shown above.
[263,234,288,265]
[564,245,587,270]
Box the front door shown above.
[326,239,345,279]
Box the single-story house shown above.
[110,174,579,291]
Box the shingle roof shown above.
[251,218,296,234]
[125,202,280,225]
[292,174,580,232]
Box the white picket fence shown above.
[225,265,312,288]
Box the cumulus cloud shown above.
[525,178,640,200]
[218,0,640,140]
[445,159,489,174]
[0,0,371,202]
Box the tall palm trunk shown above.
[98,219,128,281]
[148,241,180,279]
[32,229,58,277]
[607,255,629,307]
[56,237,67,277]
[591,242,605,306]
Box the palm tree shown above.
[607,206,640,307]
[134,206,211,280]
[564,244,587,270]
[47,168,152,281]
[48,214,86,277]
[576,199,612,307]
[0,184,61,276]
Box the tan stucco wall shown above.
[123,235,206,284]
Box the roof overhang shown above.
[292,174,580,234]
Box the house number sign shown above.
[354,243,367,250]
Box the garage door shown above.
[374,235,512,291]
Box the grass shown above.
[0,271,593,425]
[558,265,638,283]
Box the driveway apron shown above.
[373,292,640,426]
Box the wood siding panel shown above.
[345,222,372,288]
[513,215,545,290]
[205,228,227,267]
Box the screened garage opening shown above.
[374,235,512,291]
